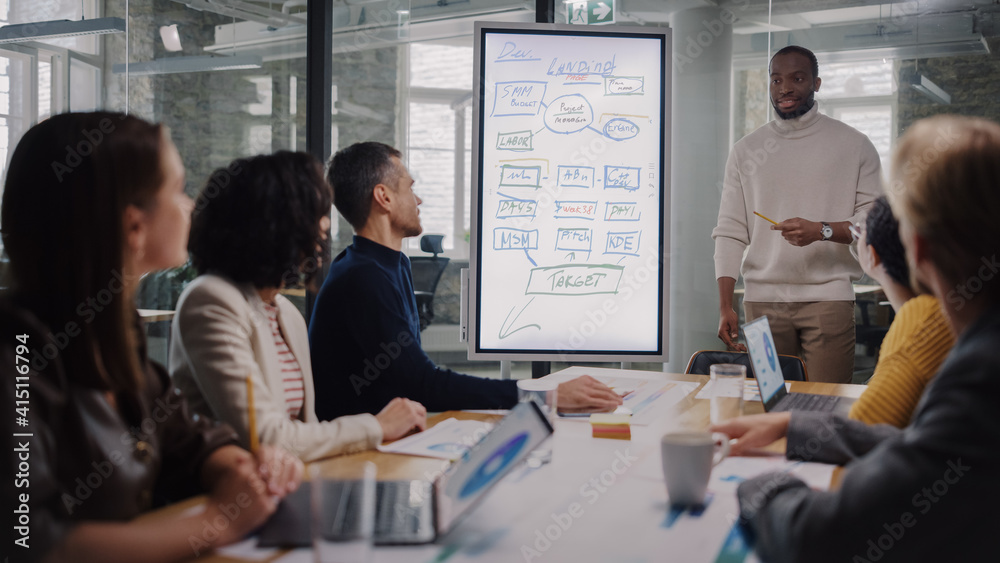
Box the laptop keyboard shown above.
[774,392,841,413]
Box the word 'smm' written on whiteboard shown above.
[496,197,538,219]
[526,263,624,296]
[497,130,534,152]
[605,202,640,221]
[492,81,547,117]
[554,200,598,220]
[499,165,542,188]
[557,165,594,188]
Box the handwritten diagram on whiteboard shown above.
[470,24,670,360]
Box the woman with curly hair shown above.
[170,151,426,462]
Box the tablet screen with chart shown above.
[469,23,671,361]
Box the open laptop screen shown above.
[437,401,553,531]
[742,316,787,408]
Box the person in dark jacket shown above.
[309,141,623,420]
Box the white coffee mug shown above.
[660,431,729,507]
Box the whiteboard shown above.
[468,22,671,362]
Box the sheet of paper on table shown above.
[588,377,700,425]
[376,418,494,460]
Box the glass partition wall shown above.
[1,0,997,372]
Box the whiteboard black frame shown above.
[468,21,671,362]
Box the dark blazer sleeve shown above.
[737,342,1000,563]
[784,411,901,465]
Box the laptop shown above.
[741,315,854,415]
[258,400,554,546]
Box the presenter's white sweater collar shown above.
[770,101,821,134]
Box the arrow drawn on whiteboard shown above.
[523,248,537,266]
[566,252,576,261]
[498,298,541,340]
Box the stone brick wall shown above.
[329,46,401,256]
[896,54,1000,135]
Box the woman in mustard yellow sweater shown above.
[848,196,954,427]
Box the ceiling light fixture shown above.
[0,17,126,44]
[905,72,952,105]
[112,54,263,76]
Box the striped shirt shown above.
[263,303,305,419]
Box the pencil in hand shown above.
[245,374,259,454]
[754,211,779,225]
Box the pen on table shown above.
[245,374,259,454]
[754,211,779,225]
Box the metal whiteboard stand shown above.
[501,360,512,381]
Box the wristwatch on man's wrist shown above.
[820,222,834,241]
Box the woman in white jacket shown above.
[170,151,425,462]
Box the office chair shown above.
[410,234,450,331]
[856,295,892,358]
[685,350,809,382]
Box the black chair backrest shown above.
[685,350,808,381]
[420,234,445,257]
[410,256,449,294]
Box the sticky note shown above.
[590,413,631,440]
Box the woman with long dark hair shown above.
[1,112,302,563]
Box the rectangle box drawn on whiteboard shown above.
[557,165,595,188]
[496,198,538,219]
[604,166,641,190]
[525,263,624,296]
[499,165,542,188]
[492,80,548,117]
[605,202,640,221]
[493,228,539,250]
[496,130,534,152]
[555,228,593,252]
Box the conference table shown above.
[146,366,865,562]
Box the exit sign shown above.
[566,1,615,26]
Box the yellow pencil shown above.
[754,211,779,225]
[245,374,259,454]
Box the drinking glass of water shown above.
[709,364,745,424]
[311,462,376,563]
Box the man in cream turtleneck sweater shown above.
[712,46,882,383]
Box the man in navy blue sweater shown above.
[309,142,622,420]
